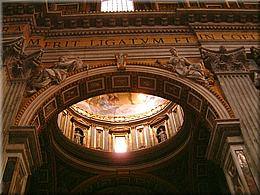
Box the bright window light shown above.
[114,136,127,153]
[101,0,134,12]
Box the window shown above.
[114,136,127,153]
[101,0,134,12]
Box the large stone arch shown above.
[12,62,235,172]
[16,62,231,128]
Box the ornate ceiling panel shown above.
[71,92,171,123]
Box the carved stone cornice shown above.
[2,2,259,34]
[7,126,42,171]
[190,22,259,31]
[200,46,250,73]
[206,118,242,165]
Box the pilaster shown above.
[201,46,260,193]
[2,126,42,194]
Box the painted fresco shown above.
[71,93,170,122]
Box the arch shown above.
[16,63,231,129]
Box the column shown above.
[206,119,259,194]
[104,128,109,151]
[224,146,259,195]
[90,125,96,148]
[149,126,155,146]
[167,112,175,136]
[144,125,151,147]
[201,46,260,175]
[108,132,112,152]
[2,79,27,149]
[2,126,42,195]
[131,126,137,150]
[164,120,170,139]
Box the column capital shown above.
[200,46,250,74]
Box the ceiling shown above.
[71,92,171,123]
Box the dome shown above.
[70,92,171,123]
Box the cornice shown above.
[3,7,259,35]
[44,27,192,38]
[190,22,259,31]
[49,117,191,172]
[66,102,176,127]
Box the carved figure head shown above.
[170,47,178,56]
[219,46,227,53]
[59,56,68,62]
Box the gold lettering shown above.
[44,41,51,48]
[140,38,149,44]
[28,39,40,47]
[71,41,78,47]
[153,38,164,44]
[130,38,137,45]
[185,37,191,43]
[249,34,256,40]
[199,34,215,40]
[118,39,126,45]
[53,41,61,48]
[231,34,242,40]
[174,38,182,43]
[105,39,116,45]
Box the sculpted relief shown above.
[26,56,84,95]
[3,36,44,79]
[160,47,214,86]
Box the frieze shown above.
[26,35,196,49]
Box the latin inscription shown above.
[197,32,258,41]
[26,35,196,49]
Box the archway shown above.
[16,62,233,193]
[16,63,231,128]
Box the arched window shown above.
[101,0,134,12]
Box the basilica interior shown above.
[1,1,259,194]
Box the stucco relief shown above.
[3,36,44,79]
[115,52,127,71]
[26,56,83,95]
[159,47,214,86]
